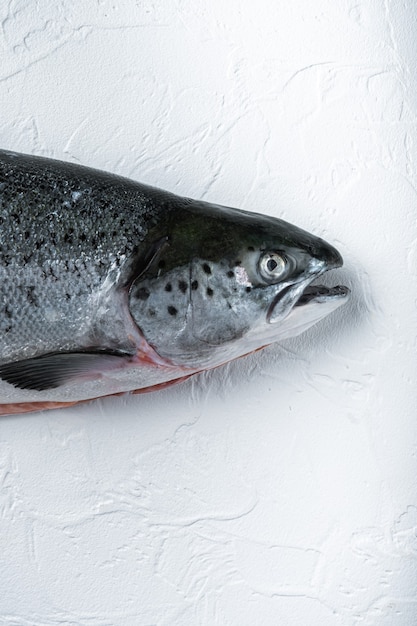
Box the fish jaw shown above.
[267,283,350,340]
[193,283,349,368]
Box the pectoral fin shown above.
[0,349,131,391]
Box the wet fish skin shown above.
[0,150,174,362]
[0,149,349,414]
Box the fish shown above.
[0,149,350,415]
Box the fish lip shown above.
[267,269,350,323]
[294,283,350,306]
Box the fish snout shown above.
[312,239,344,270]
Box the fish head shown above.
[129,202,350,368]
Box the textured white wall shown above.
[0,1,416,624]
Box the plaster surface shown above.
[0,1,416,624]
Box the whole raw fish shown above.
[0,150,349,415]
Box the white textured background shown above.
[0,1,416,625]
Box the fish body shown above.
[0,150,349,415]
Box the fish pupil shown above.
[267,259,278,271]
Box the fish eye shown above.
[258,252,287,282]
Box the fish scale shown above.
[0,150,170,360]
[0,149,349,414]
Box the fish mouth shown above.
[267,272,350,323]
[294,283,350,306]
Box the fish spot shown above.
[178,280,187,294]
[46,267,55,280]
[246,286,252,293]
[26,286,38,305]
[136,287,150,301]
[168,305,177,316]
[247,246,255,251]
[207,287,214,297]
[165,283,172,292]
[202,263,212,275]
[234,260,242,266]
[227,270,234,278]
[148,308,156,317]
[191,280,198,290]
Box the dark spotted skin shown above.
[0,150,176,361]
[0,152,166,269]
